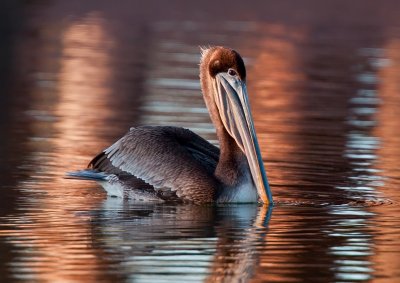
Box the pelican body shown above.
[68,47,273,204]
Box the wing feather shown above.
[96,126,219,202]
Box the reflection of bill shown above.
[206,204,272,283]
[92,199,272,282]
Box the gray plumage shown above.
[67,46,273,204]
[95,126,219,202]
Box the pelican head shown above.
[200,46,273,204]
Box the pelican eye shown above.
[228,68,238,77]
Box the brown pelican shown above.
[67,46,273,204]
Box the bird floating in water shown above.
[67,46,273,204]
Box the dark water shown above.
[1,1,400,282]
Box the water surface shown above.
[1,1,400,282]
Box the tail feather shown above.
[66,170,109,181]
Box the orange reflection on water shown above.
[10,13,116,282]
[55,12,116,156]
[248,25,308,194]
[370,38,400,281]
[374,39,400,190]
[245,25,315,282]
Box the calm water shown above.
[1,1,400,282]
